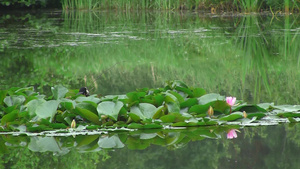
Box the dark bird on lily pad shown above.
[78,87,90,97]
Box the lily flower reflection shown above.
[227,129,239,139]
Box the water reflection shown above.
[1,124,300,168]
[0,11,299,105]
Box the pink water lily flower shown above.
[226,97,236,106]
[227,129,238,139]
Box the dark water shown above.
[0,10,300,168]
[1,123,300,169]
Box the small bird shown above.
[78,87,90,97]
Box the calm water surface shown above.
[0,10,300,168]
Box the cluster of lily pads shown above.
[0,81,300,133]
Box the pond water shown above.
[0,10,300,168]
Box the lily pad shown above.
[51,85,68,100]
[35,100,60,121]
[97,101,124,121]
[198,93,224,105]
[4,95,26,107]
[219,112,244,121]
[75,107,101,125]
[130,103,157,120]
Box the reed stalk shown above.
[60,0,300,12]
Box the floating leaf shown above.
[60,101,75,111]
[153,94,164,106]
[75,107,101,125]
[76,102,98,115]
[219,112,243,121]
[76,96,101,104]
[35,100,60,121]
[128,123,144,129]
[4,95,26,107]
[51,85,68,100]
[26,98,46,116]
[198,93,224,105]
[130,103,157,120]
[168,90,185,103]
[192,88,206,97]
[143,124,163,129]
[257,103,274,110]
[277,112,300,118]
[97,101,124,121]
[175,86,193,97]
[166,102,180,113]
[126,92,146,102]
[273,105,300,112]
[189,104,210,114]
[172,122,188,127]
[152,106,166,119]
[180,98,198,109]
[0,90,7,105]
[164,92,179,104]
[49,123,68,129]
[1,110,18,126]
[247,113,266,119]
[160,115,176,123]
[213,100,230,113]
[129,113,141,122]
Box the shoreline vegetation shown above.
[0,0,299,13]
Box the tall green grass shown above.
[61,0,300,12]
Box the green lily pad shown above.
[1,110,18,126]
[152,106,166,119]
[0,90,7,105]
[35,100,60,121]
[189,104,210,114]
[180,98,198,109]
[75,107,101,125]
[198,93,224,105]
[128,123,144,129]
[192,88,206,98]
[4,95,26,107]
[129,113,141,122]
[247,113,266,119]
[26,98,46,116]
[273,105,300,112]
[51,85,68,100]
[166,102,180,113]
[130,103,157,120]
[97,101,124,121]
[160,114,176,123]
[219,112,243,121]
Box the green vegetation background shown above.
[1,0,299,12]
[1,11,299,105]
